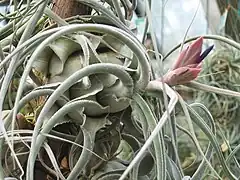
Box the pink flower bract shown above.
[161,37,214,86]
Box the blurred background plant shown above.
[191,47,240,178]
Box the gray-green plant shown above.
[1,0,240,180]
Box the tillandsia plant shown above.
[1,1,240,180]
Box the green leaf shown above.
[48,37,81,76]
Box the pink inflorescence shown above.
[162,37,214,86]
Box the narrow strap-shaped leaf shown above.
[120,93,166,180]
[166,154,183,180]
[189,103,215,180]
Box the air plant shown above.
[1,1,240,180]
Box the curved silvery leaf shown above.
[48,54,64,78]
[118,107,145,140]
[108,129,121,156]
[137,151,154,176]
[70,75,104,100]
[101,34,136,70]
[3,110,11,131]
[98,52,137,78]
[91,161,126,180]
[130,107,148,139]
[96,79,132,113]
[3,110,11,120]
[119,44,133,62]
[3,142,29,177]
[166,155,183,180]
[97,94,130,113]
[80,100,110,117]
[70,128,106,171]
[35,82,61,90]
[120,134,153,177]
[94,74,118,88]
[72,34,90,67]
[129,54,139,71]
[98,51,124,65]
[29,101,110,179]
[69,98,110,117]
[87,33,102,50]
[94,173,123,180]
[48,37,81,76]
[130,150,154,178]
[182,176,192,180]
[87,39,105,64]
[71,34,92,87]
[83,32,134,63]
[42,104,71,126]
[32,46,53,76]
[128,54,141,82]
[98,79,132,98]
[84,128,121,176]
[54,90,71,108]
[67,116,110,179]
[90,46,136,73]
[66,105,85,124]
[33,83,71,113]
[86,37,132,68]
[139,176,150,180]
[121,133,141,153]
[48,51,84,83]
[117,139,134,162]
[68,129,84,170]
[102,35,132,59]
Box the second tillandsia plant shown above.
[1,1,240,180]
